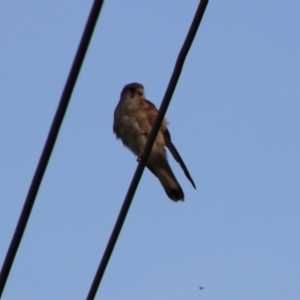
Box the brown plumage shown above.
[113,83,196,201]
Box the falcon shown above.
[113,82,196,201]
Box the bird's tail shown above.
[147,154,184,202]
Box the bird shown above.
[113,82,196,201]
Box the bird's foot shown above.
[136,149,144,162]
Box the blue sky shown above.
[1,0,299,299]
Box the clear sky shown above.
[1,0,299,299]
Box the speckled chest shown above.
[119,97,150,130]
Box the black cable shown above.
[0,1,104,297]
[86,1,209,299]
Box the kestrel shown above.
[113,83,196,201]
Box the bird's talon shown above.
[137,150,144,162]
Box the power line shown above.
[86,1,209,299]
[0,1,104,297]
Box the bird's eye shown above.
[136,91,143,96]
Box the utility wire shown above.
[0,1,104,297]
[86,1,209,299]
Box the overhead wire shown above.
[0,0,104,297]
[86,1,209,299]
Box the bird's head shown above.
[121,82,145,99]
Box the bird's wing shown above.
[163,129,196,189]
[144,99,196,189]
[143,99,161,127]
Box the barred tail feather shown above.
[147,157,184,201]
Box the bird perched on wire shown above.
[113,82,196,201]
